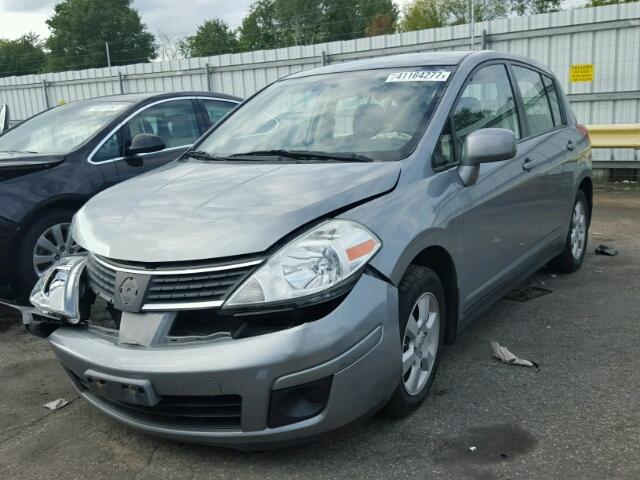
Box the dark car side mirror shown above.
[127,133,165,156]
[458,128,517,186]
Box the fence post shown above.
[118,72,125,94]
[321,50,328,66]
[205,63,212,92]
[42,80,50,109]
[481,29,488,50]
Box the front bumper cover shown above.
[48,274,401,447]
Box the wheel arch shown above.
[578,176,593,224]
[407,245,460,345]
[17,194,88,240]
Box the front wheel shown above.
[384,265,445,418]
[14,209,80,299]
[549,190,590,273]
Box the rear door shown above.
[510,64,571,245]
[116,98,201,181]
[434,62,542,311]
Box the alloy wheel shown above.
[570,201,587,260]
[32,223,81,276]
[402,292,440,396]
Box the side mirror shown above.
[458,128,517,186]
[0,104,9,135]
[127,133,165,156]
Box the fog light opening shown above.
[268,376,332,428]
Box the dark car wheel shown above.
[14,208,80,299]
[549,190,590,274]
[384,265,446,418]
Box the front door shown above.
[116,99,201,181]
[443,63,543,312]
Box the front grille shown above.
[86,254,116,302]
[99,394,242,430]
[146,269,248,303]
[84,254,260,310]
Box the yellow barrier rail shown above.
[585,124,640,149]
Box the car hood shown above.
[0,151,65,168]
[74,160,400,262]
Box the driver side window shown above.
[433,64,520,170]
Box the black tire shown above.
[384,265,446,418]
[549,190,590,274]
[14,208,75,300]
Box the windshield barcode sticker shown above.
[385,71,450,82]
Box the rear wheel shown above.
[14,209,80,298]
[384,266,445,418]
[549,190,589,273]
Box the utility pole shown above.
[469,1,475,51]
[105,41,111,68]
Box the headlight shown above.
[30,255,87,323]
[225,219,381,307]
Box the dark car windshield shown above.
[0,100,129,155]
[195,67,453,162]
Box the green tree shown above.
[400,0,448,31]
[275,0,325,45]
[585,0,635,6]
[237,0,398,51]
[355,0,398,37]
[179,19,239,57]
[0,33,47,77]
[510,0,560,15]
[45,0,156,72]
[238,0,279,51]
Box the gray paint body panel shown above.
[50,50,591,446]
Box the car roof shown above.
[285,50,554,79]
[76,91,242,104]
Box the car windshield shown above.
[195,67,453,162]
[0,101,129,155]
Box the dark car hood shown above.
[74,160,400,262]
[0,151,65,168]
[0,151,66,181]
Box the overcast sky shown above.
[0,0,413,40]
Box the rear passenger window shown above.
[542,75,563,127]
[513,66,555,136]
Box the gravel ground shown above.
[0,187,638,480]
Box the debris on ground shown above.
[504,286,552,302]
[491,342,538,368]
[595,244,618,256]
[43,398,69,410]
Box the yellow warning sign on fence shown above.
[570,64,594,83]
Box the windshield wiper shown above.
[228,149,376,162]
[184,150,226,161]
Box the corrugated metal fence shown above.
[1,3,639,164]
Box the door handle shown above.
[567,140,575,151]
[522,158,535,171]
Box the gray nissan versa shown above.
[23,51,591,448]
[0,92,240,298]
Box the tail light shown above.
[576,124,590,144]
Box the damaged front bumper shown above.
[29,262,401,448]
